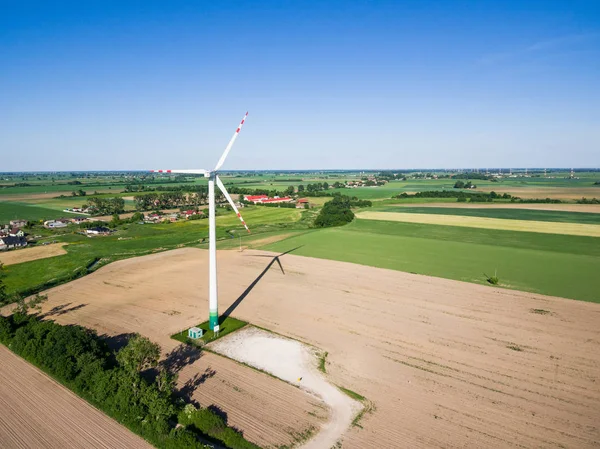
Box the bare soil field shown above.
[32,250,325,449]
[391,202,600,213]
[0,345,152,449]
[32,248,600,448]
[356,211,600,236]
[0,242,67,266]
[478,186,600,200]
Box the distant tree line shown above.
[451,173,494,180]
[394,190,569,204]
[453,180,476,189]
[395,191,512,202]
[576,197,599,204]
[0,310,259,449]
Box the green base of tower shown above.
[209,312,219,330]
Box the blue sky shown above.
[1,0,599,171]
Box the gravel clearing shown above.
[209,326,361,449]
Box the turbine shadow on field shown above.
[41,303,87,318]
[221,246,303,321]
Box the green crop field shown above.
[261,219,600,303]
[377,207,600,224]
[0,202,66,222]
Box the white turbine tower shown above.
[151,112,250,330]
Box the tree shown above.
[297,184,305,192]
[285,185,295,196]
[117,335,160,374]
[0,263,7,304]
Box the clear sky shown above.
[1,0,599,171]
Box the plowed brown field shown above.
[0,345,153,449]
[35,248,600,448]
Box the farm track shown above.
[25,248,600,448]
[0,345,153,449]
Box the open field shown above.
[29,248,600,448]
[263,220,600,302]
[28,250,325,449]
[356,211,600,236]
[477,185,600,200]
[379,206,600,224]
[0,345,152,449]
[0,242,68,266]
[390,202,600,213]
[1,206,307,299]
[0,201,64,222]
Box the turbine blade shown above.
[213,112,248,172]
[216,175,250,233]
[150,169,207,175]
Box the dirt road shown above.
[0,345,153,449]
[34,248,600,448]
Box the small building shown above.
[9,228,25,237]
[44,220,68,229]
[86,226,111,235]
[10,219,27,228]
[296,198,309,208]
[71,217,87,224]
[188,327,203,339]
[0,236,27,251]
[144,213,162,223]
[245,194,269,204]
[261,196,293,204]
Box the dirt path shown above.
[0,243,67,266]
[356,211,600,236]
[29,248,600,448]
[210,326,361,448]
[0,345,153,449]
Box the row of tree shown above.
[0,308,258,449]
[133,192,219,211]
[395,190,513,202]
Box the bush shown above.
[0,315,253,449]
[179,405,259,449]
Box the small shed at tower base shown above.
[188,327,203,339]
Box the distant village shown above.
[0,193,316,252]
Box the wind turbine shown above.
[151,112,250,330]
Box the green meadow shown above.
[261,219,600,303]
[0,202,65,222]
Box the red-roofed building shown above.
[261,197,292,204]
[245,195,269,203]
